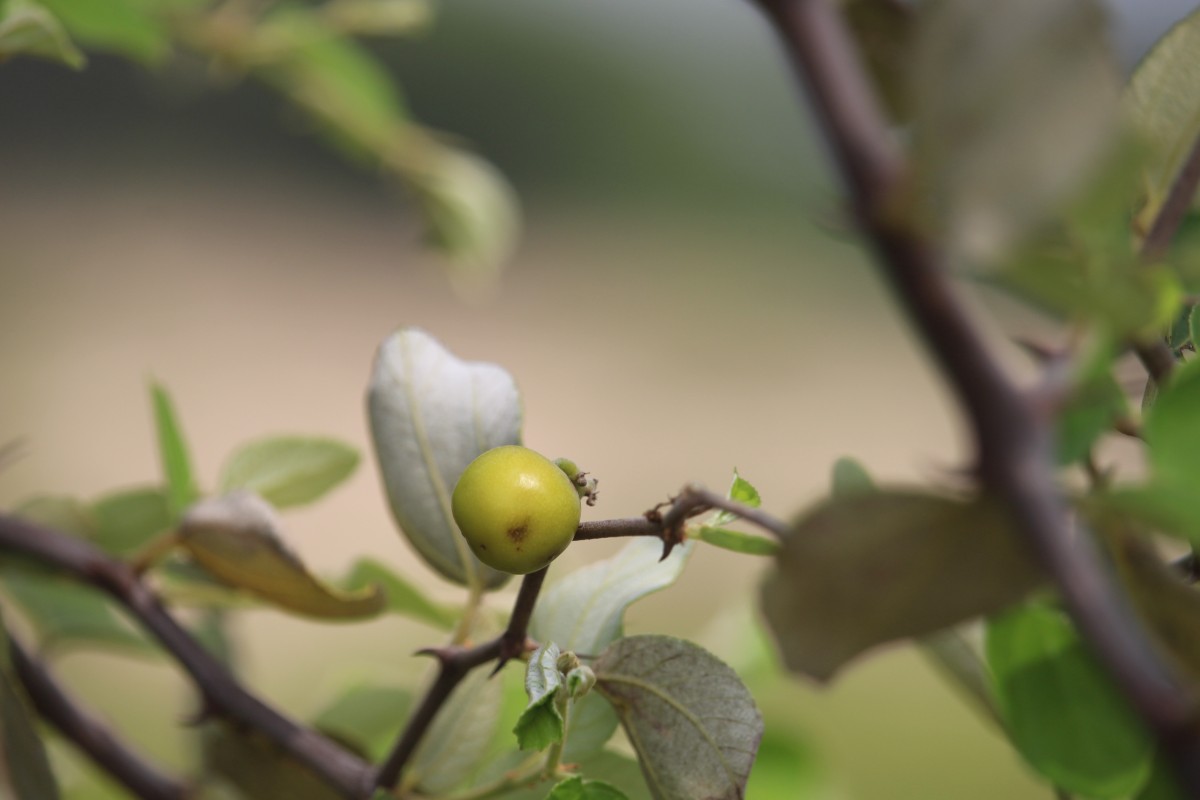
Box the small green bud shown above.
[566,666,596,699]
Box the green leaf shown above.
[312,683,412,761]
[1055,342,1129,465]
[987,602,1153,798]
[530,538,694,759]
[255,9,404,150]
[367,328,520,590]
[90,487,171,556]
[179,492,384,620]
[409,666,502,794]
[338,558,455,630]
[911,0,1120,265]
[202,721,339,800]
[761,491,1042,682]
[1126,4,1200,233]
[0,570,152,655]
[694,526,778,556]
[545,776,629,800]
[1135,757,1185,800]
[710,469,761,527]
[150,383,199,522]
[745,727,831,800]
[0,611,61,800]
[321,0,431,37]
[14,496,92,538]
[594,636,762,800]
[36,0,166,63]
[1144,357,1200,480]
[219,436,359,509]
[514,642,564,751]
[407,143,521,293]
[830,456,874,497]
[0,0,84,68]
[841,0,912,122]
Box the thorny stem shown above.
[749,0,1200,792]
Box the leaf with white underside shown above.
[594,635,762,800]
[911,0,1119,266]
[1126,5,1200,233]
[219,436,359,509]
[367,328,519,590]
[408,665,502,794]
[514,642,564,751]
[530,538,694,759]
[761,491,1042,682]
[0,610,61,800]
[179,492,384,620]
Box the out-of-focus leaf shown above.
[0,0,83,68]
[545,776,629,800]
[594,636,762,800]
[312,683,411,761]
[710,470,761,527]
[367,328,519,590]
[0,611,61,800]
[830,457,874,497]
[530,538,694,759]
[841,0,912,122]
[694,526,778,556]
[911,0,1120,266]
[150,383,199,522]
[338,558,456,630]
[761,491,1041,682]
[91,487,171,556]
[1144,356,1200,480]
[0,571,152,655]
[255,9,403,151]
[1126,5,1200,233]
[179,492,384,620]
[987,602,1153,798]
[14,496,92,538]
[202,722,339,800]
[218,436,359,509]
[1135,757,1185,800]
[407,666,502,795]
[322,0,431,37]
[745,726,832,800]
[37,0,166,63]
[514,642,563,751]
[1055,342,1129,465]
[407,142,521,293]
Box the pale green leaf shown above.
[694,526,778,556]
[321,0,431,37]
[150,383,199,522]
[830,457,874,497]
[912,0,1120,265]
[409,666,502,794]
[367,328,519,590]
[987,603,1153,798]
[0,610,61,800]
[594,636,762,800]
[1126,5,1200,232]
[0,571,152,655]
[761,491,1042,682]
[514,642,563,751]
[14,496,92,538]
[339,558,456,630]
[312,683,411,761]
[179,492,384,620]
[91,487,171,556]
[37,0,166,63]
[530,538,694,759]
[219,436,359,509]
[0,0,83,68]
[545,776,629,800]
[1144,356,1200,480]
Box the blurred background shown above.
[2,0,1198,797]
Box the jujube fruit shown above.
[451,445,582,574]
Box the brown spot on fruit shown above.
[506,523,529,543]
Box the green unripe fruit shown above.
[451,445,582,575]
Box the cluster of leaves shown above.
[0,0,518,288]
[1,328,779,800]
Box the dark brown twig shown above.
[7,626,189,800]
[374,567,548,791]
[0,513,377,799]
[750,0,1200,791]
